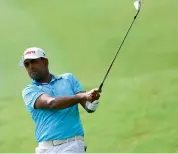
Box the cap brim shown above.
[19,58,24,67]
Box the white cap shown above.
[19,47,47,66]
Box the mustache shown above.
[29,69,39,73]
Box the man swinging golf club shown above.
[20,0,141,153]
[19,47,101,153]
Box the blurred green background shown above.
[0,0,178,152]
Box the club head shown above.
[134,0,141,11]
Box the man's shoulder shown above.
[56,73,74,80]
[22,84,40,95]
[23,84,38,90]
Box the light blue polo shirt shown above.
[22,73,85,142]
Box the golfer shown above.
[19,47,101,153]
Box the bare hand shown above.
[86,88,101,102]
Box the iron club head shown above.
[134,0,141,11]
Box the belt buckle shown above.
[53,140,64,146]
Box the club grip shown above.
[99,83,103,90]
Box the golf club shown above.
[98,0,141,91]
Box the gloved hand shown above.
[85,100,99,112]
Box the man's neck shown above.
[35,73,52,83]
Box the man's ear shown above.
[45,58,49,66]
[41,58,48,66]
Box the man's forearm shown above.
[48,94,86,109]
[34,89,100,109]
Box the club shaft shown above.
[99,10,140,90]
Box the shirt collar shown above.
[32,73,62,85]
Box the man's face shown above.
[24,58,48,81]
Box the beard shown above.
[29,70,45,81]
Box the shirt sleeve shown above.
[22,85,45,109]
[68,74,85,94]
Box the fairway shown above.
[0,0,178,152]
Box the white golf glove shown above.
[85,100,99,113]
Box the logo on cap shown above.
[25,51,36,55]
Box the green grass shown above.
[0,0,178,152]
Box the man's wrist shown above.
[76,93,87,102]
